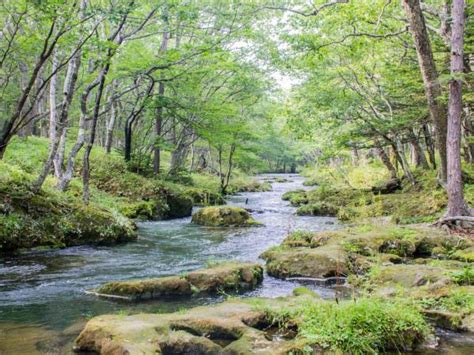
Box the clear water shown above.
[0,174,472,354]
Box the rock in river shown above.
[74,297,305,354]
[93,262,263,301]
[191,206,261,227]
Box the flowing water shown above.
[0,174,472,354]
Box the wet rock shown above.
[94,262,263,301]
[191,206,261,227]
[163,192,193,219]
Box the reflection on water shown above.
[0,174,472,354]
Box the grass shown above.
[260,298,431,354]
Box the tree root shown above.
[434,214,474,233]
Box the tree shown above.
[402,0,448,183]
[445,0,471,219]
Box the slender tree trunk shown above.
[49,49,58,143]
[153,81,165,174]
[409,129,429,168]
[423,124,437,169]
[391,141,416,184]
[105,82,117,153]
[33,54,81,192]
[153,29,169,175]
[446,0,470,217]
[83,65,109,203]
[403,0,448,183]
[462,114,474,163]
[377,146,397,179]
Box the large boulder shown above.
[94,262,263,301]
[74,297,306,355]
[261,244,349,279]
[191,206,260,227]
[163,192,193,219]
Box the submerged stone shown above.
[94,262,263,301]
[191,206,261,227]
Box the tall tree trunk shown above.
[403,0,448,183]
[446,0,470,217]
[33,53,81,192]
[82,65,109,204]
[153,29,169,175]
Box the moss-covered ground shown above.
[289,160,474,224]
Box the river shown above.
[0,174,472,353]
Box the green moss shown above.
[450,247,474,262]
[96,263,263,300]
[282,190,308,206]
[296,202,338,216]
[191,206,260,227]
[292,287,320,298]
[0,168,137,252]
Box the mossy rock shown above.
[296,202,339,216]
[75,295,432,354]
[74,296,307,354]
[282,190,308,206]
[163,192,193,219]
[95,262,263,301]
[292,286,320,298]
[0,180,137,252]
[191,206,260,227]
[366,264,455,289]
[262,244,348,279]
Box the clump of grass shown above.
[449,266,474,286]
[261,298,430,354]
[416,288,474,314]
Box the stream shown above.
[0,174,472,354]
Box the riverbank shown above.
[0,137,270,252]
[0,174,331,354]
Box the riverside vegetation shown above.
[1,0,473,354]
[0,137,270,252]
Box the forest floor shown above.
[0,136,270,252]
